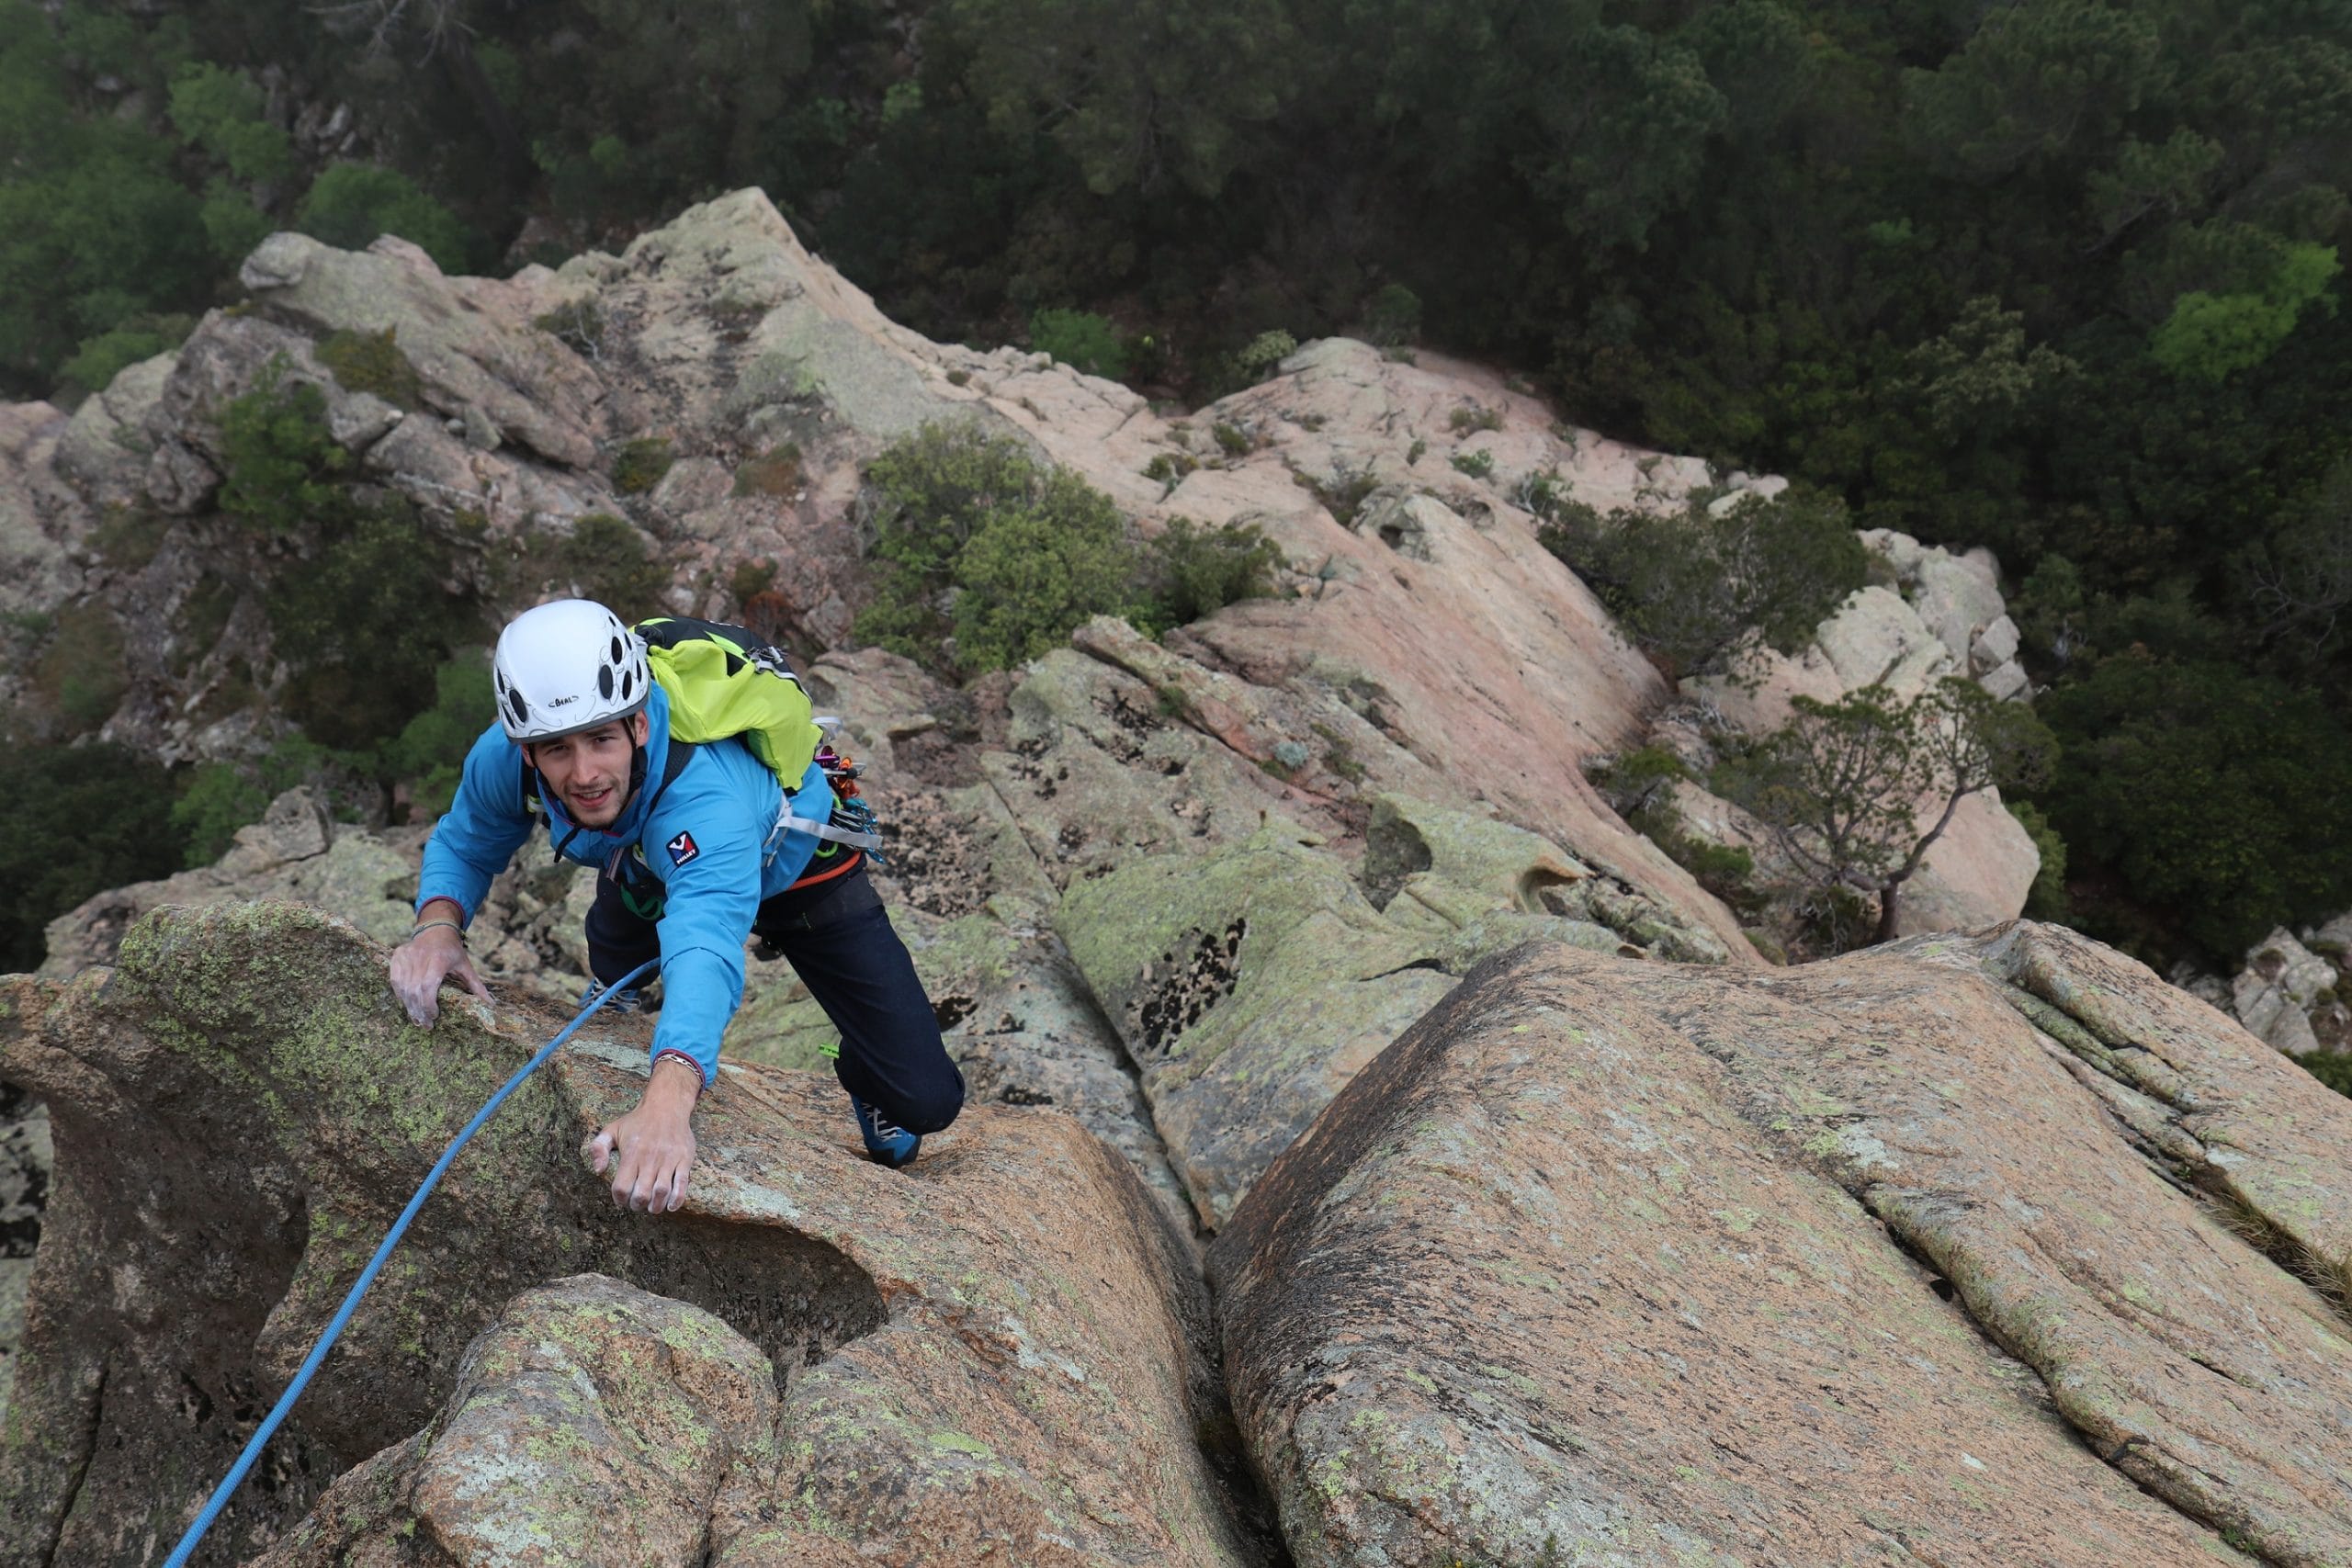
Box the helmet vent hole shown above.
[610,636,623,664]
[621,671,633,700]
[507,689,529,723]
[598,665,615,699]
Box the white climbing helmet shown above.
[492,599,650,742]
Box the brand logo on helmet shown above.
[548,694,579,707]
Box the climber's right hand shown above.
[390,914,492,1027]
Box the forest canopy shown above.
[2,0,2348,966]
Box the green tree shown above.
[1031,309,1128,378]
[167,61,295,183]
[1543,488,1868,683]
[2149,242,2340,382]
[297,161,472,272]
[2036,654,2352,959]
[1901,0,2167,181]
[1720,679,2058,947]
[0,740,184,971]
[944,0,1294,196]
[854,423,1140,674]
[217,365,352,537]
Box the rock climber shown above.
[387,598,964,1213]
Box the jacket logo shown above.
[666,830,700,867]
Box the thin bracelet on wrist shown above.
[412,918,464,940]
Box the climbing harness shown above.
[160,957,660,1568]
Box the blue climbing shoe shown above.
[578,980,645,1015]
[852,1095,921,1168]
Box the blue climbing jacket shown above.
[415,682,833,1086]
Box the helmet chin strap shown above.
[622,733,647,815]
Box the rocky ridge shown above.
[4,194,2318,1567]
[6,895,2351,1563]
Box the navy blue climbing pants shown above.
[586,861,966,1134]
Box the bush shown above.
[316,327,423,409]
[32,604,128,732]
[217,363,351,537]
[375,650,494,816]
[1361,284,1422,347]
[0,739,183,971]
[60,313,192,397]
[610,435,674,495]
[297,162,473,274]
[2006,798,2071,920]
[1030,309,1128,379]
[2035,654,2352,960]
[2291,1051,2352,1100]
[1544,489,1867,683]
[854,423,1140,675]
[168,735,332,866]
[1144,518,1284,629]
[266,501,470,750]
[1450,449,1496,479]
[498,512,671,619]
[732,444,801,497]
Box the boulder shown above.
[259,1275,779,1567]
[1058,802,1727,1228]
[1212,922,2352,1565]
[0,903,1267,1567]
[2233,927,2339,1055]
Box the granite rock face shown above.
[258,1275,780,1567]
[1211,923,2352,1567]
[1059,797,1726,1228]
[0,903,1268,1568]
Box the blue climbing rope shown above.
[161,958,660,1568]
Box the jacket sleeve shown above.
[640,785,766,1087]
[414,725,537,924]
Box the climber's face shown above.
[526,712,650,829]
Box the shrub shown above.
[854,423,1140,675]
[1302,465,1381,525]
[1543,489,1867,683]
[1450,449,1497,479]
[1030,309,1128,379]
[1361,284,1422,347]
[948,502,1142,670]
[31,604,128,732]
[535,299,606,359]
[89,504,171,570]
[1212,422,1252,457]
[2291,1051,2352,1100]
[266,500,471,750]
[1448,403,1503,434]
[611,435,674,494]
[217,363,351,537]
[297,162,473,274]
[1144,518,1284,629]
[0,739,183,971]
[1231,330,1296,382]
[2006,798,2071,919]
[316,326,423,409]
[60,312,192,397]
[2035,654,2352,960]
[376,650,494,816]
[503,512,671,616]
[1143,451,1199,489]
[732,443,801,497]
